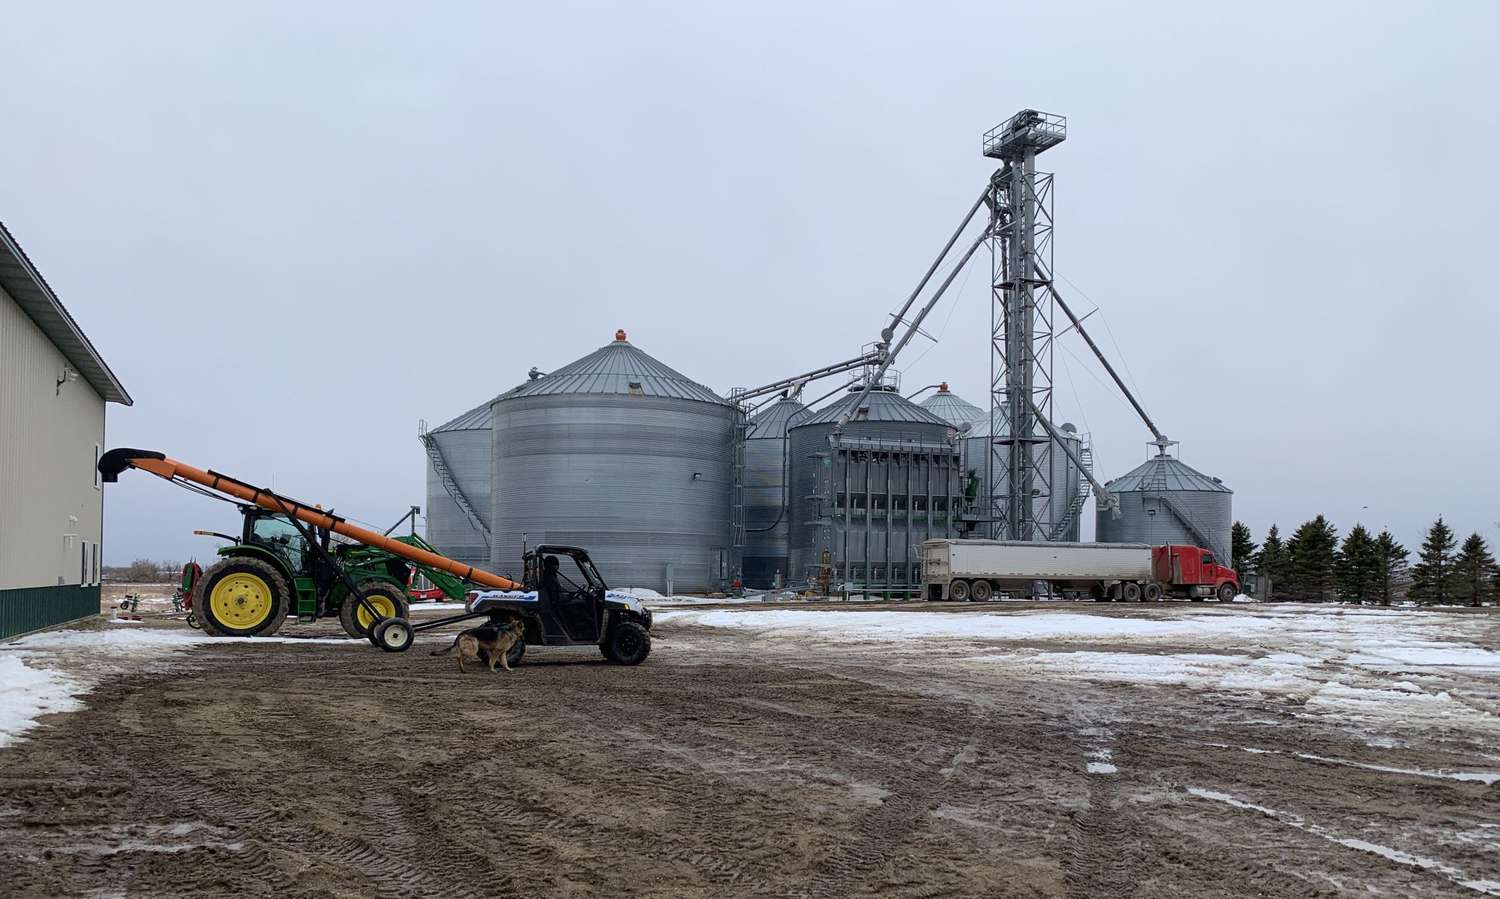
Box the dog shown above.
[431,618,525,673]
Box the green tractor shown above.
[190,505,473,638]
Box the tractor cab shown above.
[465,545,653,664]
[242,509,311,573]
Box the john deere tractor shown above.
[192,505,469,638]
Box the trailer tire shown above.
[197,557,290,637]
[605,621,652,665]
[1121,582,1143,602]
[949,580,971,602]
[1143,582,1164,602]
[339,581,409,639]
[970,580,993,601]
[1217,583,1237,603]
[373,617,414,652]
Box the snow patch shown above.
[0,655,86,749]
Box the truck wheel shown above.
[970,580,993,601]
[605,620,651,665]
[197,557,290,637]
[1143,582,1164,602]
[1217,583,1238,603]
[1122,582,1142,602]
[949,580,971,602]
[339,580,410,638]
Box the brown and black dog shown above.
[431,618,525,673]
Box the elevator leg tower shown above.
[983,110,1066,540]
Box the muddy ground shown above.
[2,600,1497,898]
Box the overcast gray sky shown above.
[2,1,1496,565]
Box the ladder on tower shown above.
[418,425,491,551]
[1049,437,1094,541]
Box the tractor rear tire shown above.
[949,580,971,602]
[196,557,290,637]
[605,621,652,665]
[340,581,410,639]
[970,580,993,602]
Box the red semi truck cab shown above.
[1153,544,1239,601]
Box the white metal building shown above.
[0,222,131,639]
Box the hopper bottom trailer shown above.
[921,539,1239,602]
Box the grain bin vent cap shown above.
[1105,454,1232,494]
[503,333,728,404]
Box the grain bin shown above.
[421,402,495,569]
[919,383,985,432]
[742,397,807,589]
[489,331,737,593]
[961,410,1088,541]
[787,385,961,595]
[1095,452,1232,564]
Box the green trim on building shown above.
[0,584,100,641]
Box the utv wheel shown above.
[505,639,525,669]
[339,580,410,638]
[373,617,413,652]
[949,580,971,602]
[197,557,290,637]
[1142,582,1164,602]
[606,621,651,665]
[970,580,993,602]
[1122,582,1143,603]
[1217,583,1238,603]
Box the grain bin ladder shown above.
[97,448,523,651]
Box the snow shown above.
[654,609,1273,641]
[0,655,85,749]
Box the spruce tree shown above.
[1287,516,1338,601]
[1451,533,1496,608]
[1410,517,1458,604]
[1231,522,1257,574]
[1255,525,1290,600]
[1334,524,1380,603]
[1373,530,1410,606]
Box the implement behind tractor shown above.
[98,449,653,662]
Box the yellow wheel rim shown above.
[209,572,274,630]
[355,593,397,630]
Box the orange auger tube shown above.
[97,448,522,591]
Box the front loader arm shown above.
[98,448,522,591]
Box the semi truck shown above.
[920,539,1239,602]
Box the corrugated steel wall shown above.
[0,585,100,641]
[489,394,736,592]
[425,426,492,568]
[742,399,805,589]
[1,285,105,598]
[787,416,961,593]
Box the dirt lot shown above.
[2,599,1497,898]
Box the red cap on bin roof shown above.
[615,329,627,341]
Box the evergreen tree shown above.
[1451,533,1496,608]
[1255,525,1290,600]
[1373,530,1409,606]
[1286,516,1338,601]
[1334,524,1380,603]
[1231,522,1257,574]
[1409,517,1458,604]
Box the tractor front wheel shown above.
[197,558,290,637]
[605,621,652,665]
[339,580,410,639]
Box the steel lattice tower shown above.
[982,110,1066,540]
